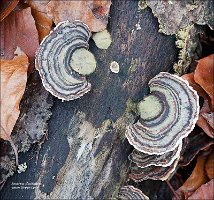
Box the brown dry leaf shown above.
[194,54,214,110]
[0,0,20,22]
[202,112,214,129]
[0,7,39,73]
[205,150,214,179]
[179,132,214,167]
[182,59,214,138]
[26,0,52,42]
[46,0,111,32]
[0,48,29,165]
[175,153,209,199]
[197,100,214,138]
[188,179,214,200]
[182,73,208,99]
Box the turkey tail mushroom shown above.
[119,185,149,200]
[129,142,182,168]
[129,156,180,182]
[35,20,97,101]
[125,72,199,155]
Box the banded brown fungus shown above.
[119,185,149,200]
[129,157,179,182]
[126,72,199,155]
[129,142,182,168]
[35,20,96,101]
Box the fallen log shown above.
[0,0,177,199]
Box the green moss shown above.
[128,58,142,73]
[173,25,203,75]
[110,163,129,199]
[125,98,137,114]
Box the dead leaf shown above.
[0,7,39,73]
[197,100,214,138]
[0,48,29,165]
[194,54,214,110]
[182,56,214,138]
[46,0,111,32]
[175,153,209,199]
[202,112,214,129]
[27,0,50,13]
[179,132,214,167]
[0,0,19,22]
[205,150,214,180]
[182,72,208,99]
[26,0,52,42]
[188,179,214,200]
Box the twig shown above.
[165,180,180,200]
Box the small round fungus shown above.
[35,20,96,101]
[138,95,163,120]
[92,29,112,49]
[70,48,96,75]
[110,61,120,73]
[119,185,150,200]
[125,72,199,155]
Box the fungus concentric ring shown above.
[35,20,95,101]
[129,142,182,168]
[119,185,149,200]
[129,157,179,182]
[126,72,199,155]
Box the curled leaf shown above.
[0,0,19,22]
[0,7,39,73]
[189,179,214,200]
[27,0,52,42]
[174,153,209,199]
[179,132,214,167]
[197,100,214,138]
[0,48,29,165]
[205,150,214,180]
[194,54,214,110]
[182,54,214,138]
[46,0,111,32]
[182,72,207,99]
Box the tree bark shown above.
[1,0,177,199]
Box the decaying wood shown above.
[1,1,177,199]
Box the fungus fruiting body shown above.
[129,156,179,182]
[110,61,120,73]
[92,29,112,49]
[119,185,149,200]
[35,20,96,101]
[129,142,182,168]
[70,48,96,75]
[126,72,199,155]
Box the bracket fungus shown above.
[129,142,182,168]
[119,185,149,200]
[129,157,179,182]
[126,72,199,155]
[35,20,97,101]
